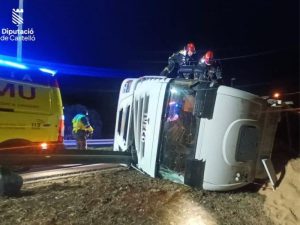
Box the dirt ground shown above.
[259,157,300,225]
[0,157,299,225]
[0,169,273,225]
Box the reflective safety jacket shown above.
[160,49,197,78]
[72,114,94,133]
[196,58,222,81]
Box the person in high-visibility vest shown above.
[72,112,94,150]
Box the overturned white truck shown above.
[114,76,280,191]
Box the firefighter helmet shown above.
[186,42,196,54]
[204,50,214,65]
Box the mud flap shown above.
[184,159,205,188]
[261,158,277,190]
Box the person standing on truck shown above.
[72,112,94,150]
[160,42,197,79]
[196,50,222,82]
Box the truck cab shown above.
[114,76,280,191]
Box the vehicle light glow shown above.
[40,143,48,150]
[273,92,280,99]
[39,68,57,76]
[0,54,139,78]
[0,59,28,70]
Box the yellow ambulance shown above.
[0,60,64,151]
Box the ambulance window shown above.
[117,109,123,135]
[123,105,130,141]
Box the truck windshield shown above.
[158,79,199,183]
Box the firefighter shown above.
[196,50,222,82]
[160,42,197,79]
[72,111,94,150]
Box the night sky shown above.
[0,0,299,137]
